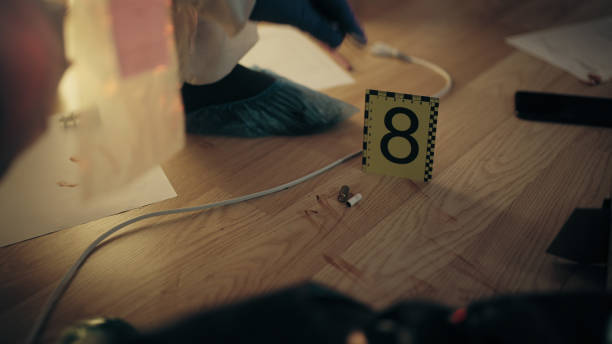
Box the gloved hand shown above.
[250,0,366,48]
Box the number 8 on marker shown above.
[362,90,439,182]
[380,107,419,164]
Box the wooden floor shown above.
[2,0,612,342]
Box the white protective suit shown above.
[172,0,258,84]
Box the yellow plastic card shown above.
[362,90,439,182]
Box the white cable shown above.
[26,151,361,344]
[370,42,453,98]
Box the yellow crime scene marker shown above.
[362,89,439,182]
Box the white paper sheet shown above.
[240,24,355,90]
[0,114,177,247]
[506,16,612,84]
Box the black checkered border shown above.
[362,89,395,169]
[362,90,380,169]
[424,99,439,182]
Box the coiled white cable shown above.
[370,42,453,98]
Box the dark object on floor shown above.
[547,199,611,264]
[338,185,351,202]
[515,91,612,127]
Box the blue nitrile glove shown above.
[250,0,367,48]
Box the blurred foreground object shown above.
[1,0,265,194]
[0,0,66,178]
[54,283,612,344]
[0,0,181,246]
[58,318,137,344]
[60,0,184,197]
